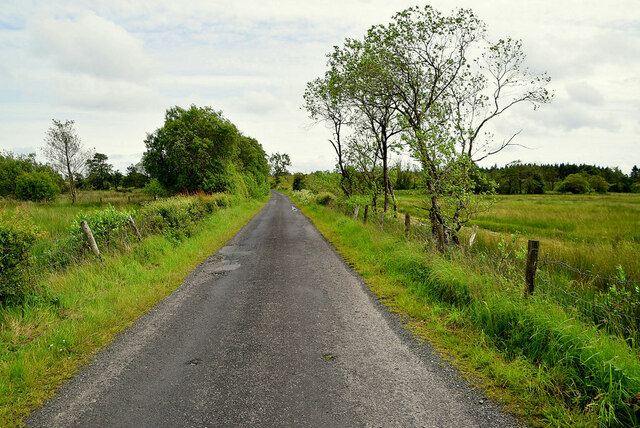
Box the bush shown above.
[316,191,337,206]
[70,205,136,248]
[143,178,168,199]
[588,174,610,193]
[15,171,60,201]
[292,189,315,205]
[557,173,590,194]
[0,213,40,301]
[292,173,305,191]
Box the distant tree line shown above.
[385,161,640,195]
[481,162,640,194]
[0,149,152,202]
[1,105,271,202]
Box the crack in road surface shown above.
[27,191,519,427]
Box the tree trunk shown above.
[67,163,76,204]
[383,152,389,212]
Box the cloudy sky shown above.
[1,0,638,174]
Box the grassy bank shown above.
[0,197,266,426]
[294,196,640,427]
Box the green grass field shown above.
[395,190,640,282]
[0,190,153,236]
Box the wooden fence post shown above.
[353,204,360,219]
[363,205,369,224]
[525,240,540,296]
[379,212,384,232]
[128,216,143,240]
[404,213,411,239]
[80,221,101,260]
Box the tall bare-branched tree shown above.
[41,119,93,204]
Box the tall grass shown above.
[395,191,640,282]
[0,190,151,235]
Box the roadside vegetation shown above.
[299,6,640,425]
[0,104,273,426]
[290,191,640,427]
[0,197,266,426]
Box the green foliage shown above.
[291,189,315,205]
[143,178,168,198]
[524,173,545,194]
[300,201,640,426]
[316,191,337,206]
[292,173,305,191]
[0,213,40,301]
[269,152,291,177]
[588,174,610,193]
[123,163,149,188]
[303,171,341,194]
[85,153,114,190]
[0,152,36,197]
[557,173,591,194]
[142,105,269,196]
[14,171,61,201]
[70,205,135,248]
[137,195,232,241]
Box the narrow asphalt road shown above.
[28,191,518,427]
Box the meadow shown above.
[395,190,640,283]
[0,189,153,236]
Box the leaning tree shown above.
[305,5,552,249]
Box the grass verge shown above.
[296,199,640,427]
[0,197,266,427]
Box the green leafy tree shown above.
[269,152,291,177]
[557,173,590,194]
[292,173,305,191]
[86,153,114,190]
[143,105,269,195]
[41,120,93,203]
[111,170,123,190]
[123,163,149,188]
[588,174,609,193]
[0,152,37,197]
[306,6,551,248]
[14,171,60,201]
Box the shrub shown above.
[143,178,168,199]
[557,173,590,194]
[292,189,315,205]
[243,173,270,198]
[15,171,60,201]
[292,173,305,191]
[316,191,337,206]
[588,174,610,193]
[0,213,40,301]
[70,205,135,248]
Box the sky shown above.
[0,0,638,174]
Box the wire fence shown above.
[337,201,640,345]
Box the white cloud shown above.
[29,11,157,80]
[565,82,605,106]
[0,0,638,174]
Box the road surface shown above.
[28,191,518,427]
